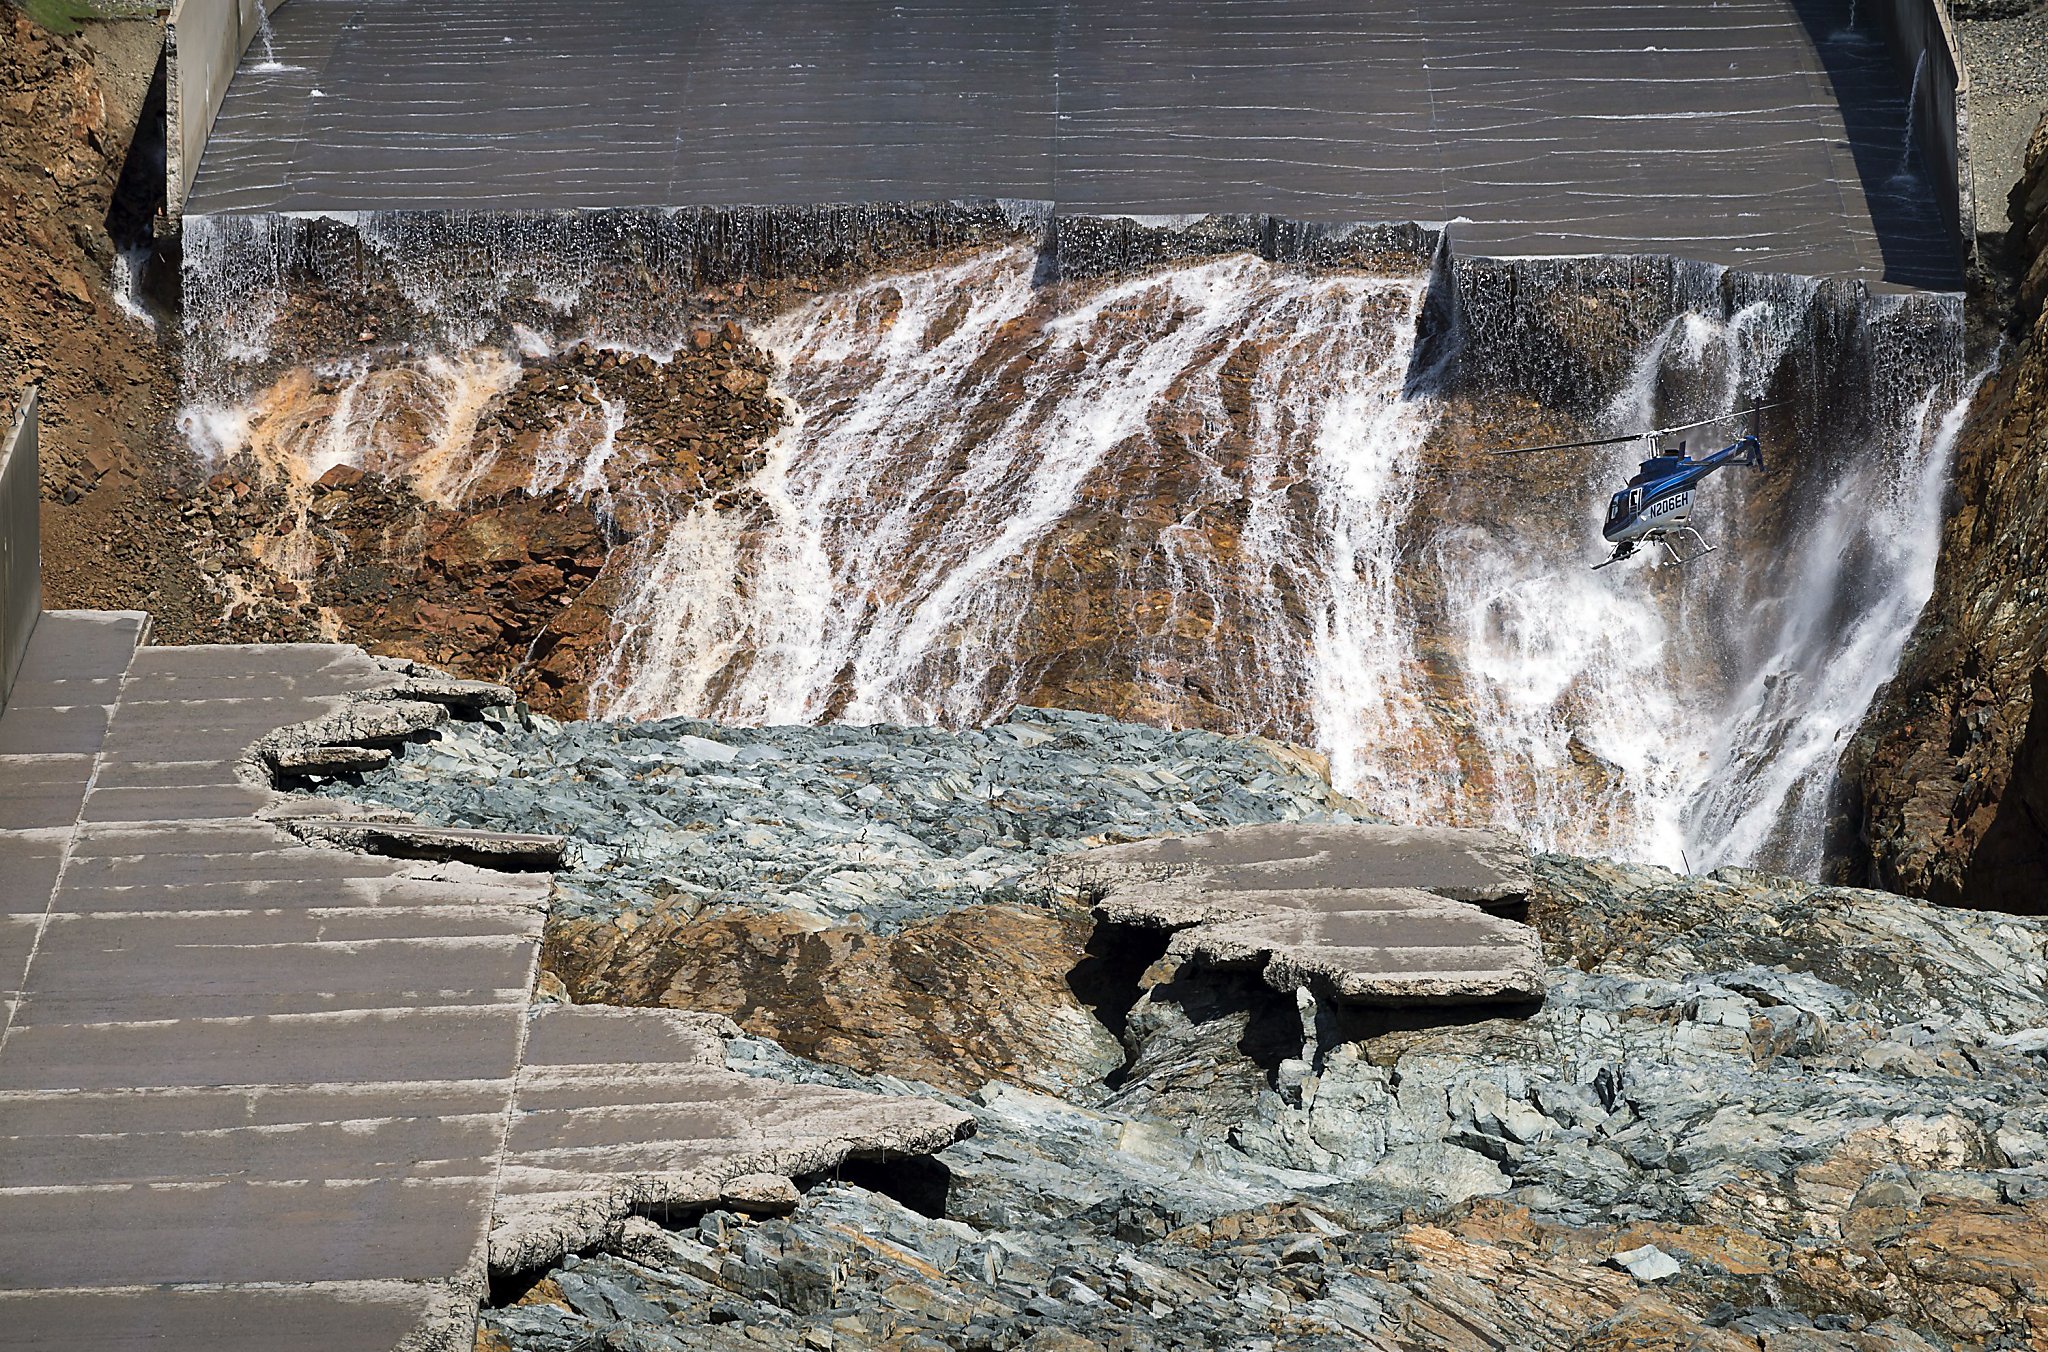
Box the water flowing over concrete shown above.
[184,0,1959,287]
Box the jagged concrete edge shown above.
[394,1279,493,1352]
[1258,945,1548,1005]
[487,1114,977,1278]
[280,817,568,871]
[1153,891,1550,1006]
[1044,823,1535,909]
[236,655,513,793]
[487,1011,977,1277]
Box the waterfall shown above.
[248,0,301,74]
[1899,50,1929,180]
[582,245,1966,873]
[589,249,1447,796]
[1684,372,1982,871]
[177,211,1968,875]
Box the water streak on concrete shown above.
[187,0,1960,288]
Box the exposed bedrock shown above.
[562,863,2048,1351]
[298,707,2048,1350]
[1848,112,2048,912]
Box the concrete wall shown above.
[164,0,285,223]
[0,388,41,716]
[1874,0,1975,264]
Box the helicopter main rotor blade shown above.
[1488,432,1647,456]
[1647,402,1784,440]
[1487,402,1785,457]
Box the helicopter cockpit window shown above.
[1607,493,1628,524]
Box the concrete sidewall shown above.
[0,389,41,715]
[166,0,286,223]
[1873,0,1975,261]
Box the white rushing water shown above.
[177,224,1967,876]
[579,247,1969,873]
[591,249,1441,755]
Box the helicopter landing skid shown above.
[1657,527,1717,566]
[1592,528,1717,570]
[1592,540,1636,570]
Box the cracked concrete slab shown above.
[0,618,979,1352]
[1052,822,1545,1007]
[489,1005,976,1276]
[1053,822,1534,910]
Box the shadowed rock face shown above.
[1848,114,2048,912]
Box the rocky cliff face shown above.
[301,711,2048,1351]
[177,330,784,707]
[1848,112,2048,911]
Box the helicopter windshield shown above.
[1607,491,1630,524]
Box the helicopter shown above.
[1491,404,1779,569]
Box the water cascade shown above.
[178,209,1967,874]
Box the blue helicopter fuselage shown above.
[1602,434,1764,545]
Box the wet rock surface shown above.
[299,713,2048,1349]
[177,326,789,709]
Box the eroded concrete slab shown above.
[1051,822,1545,1007]
[1053,822,1534,911]
[490,1005,975,1276]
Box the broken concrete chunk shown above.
[1162,890,1546,1005]
[1060,826,1545,1009]
[382,675,518,711]
[719,1173,800,1216]
[280,697,449,752]
[1049,822,1533,909]
[268,743,393,776]
[285,817,568,871]
[489,1006,975,1278]
[1610,1243,1680,1281]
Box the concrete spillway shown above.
[188,0,1960,289]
